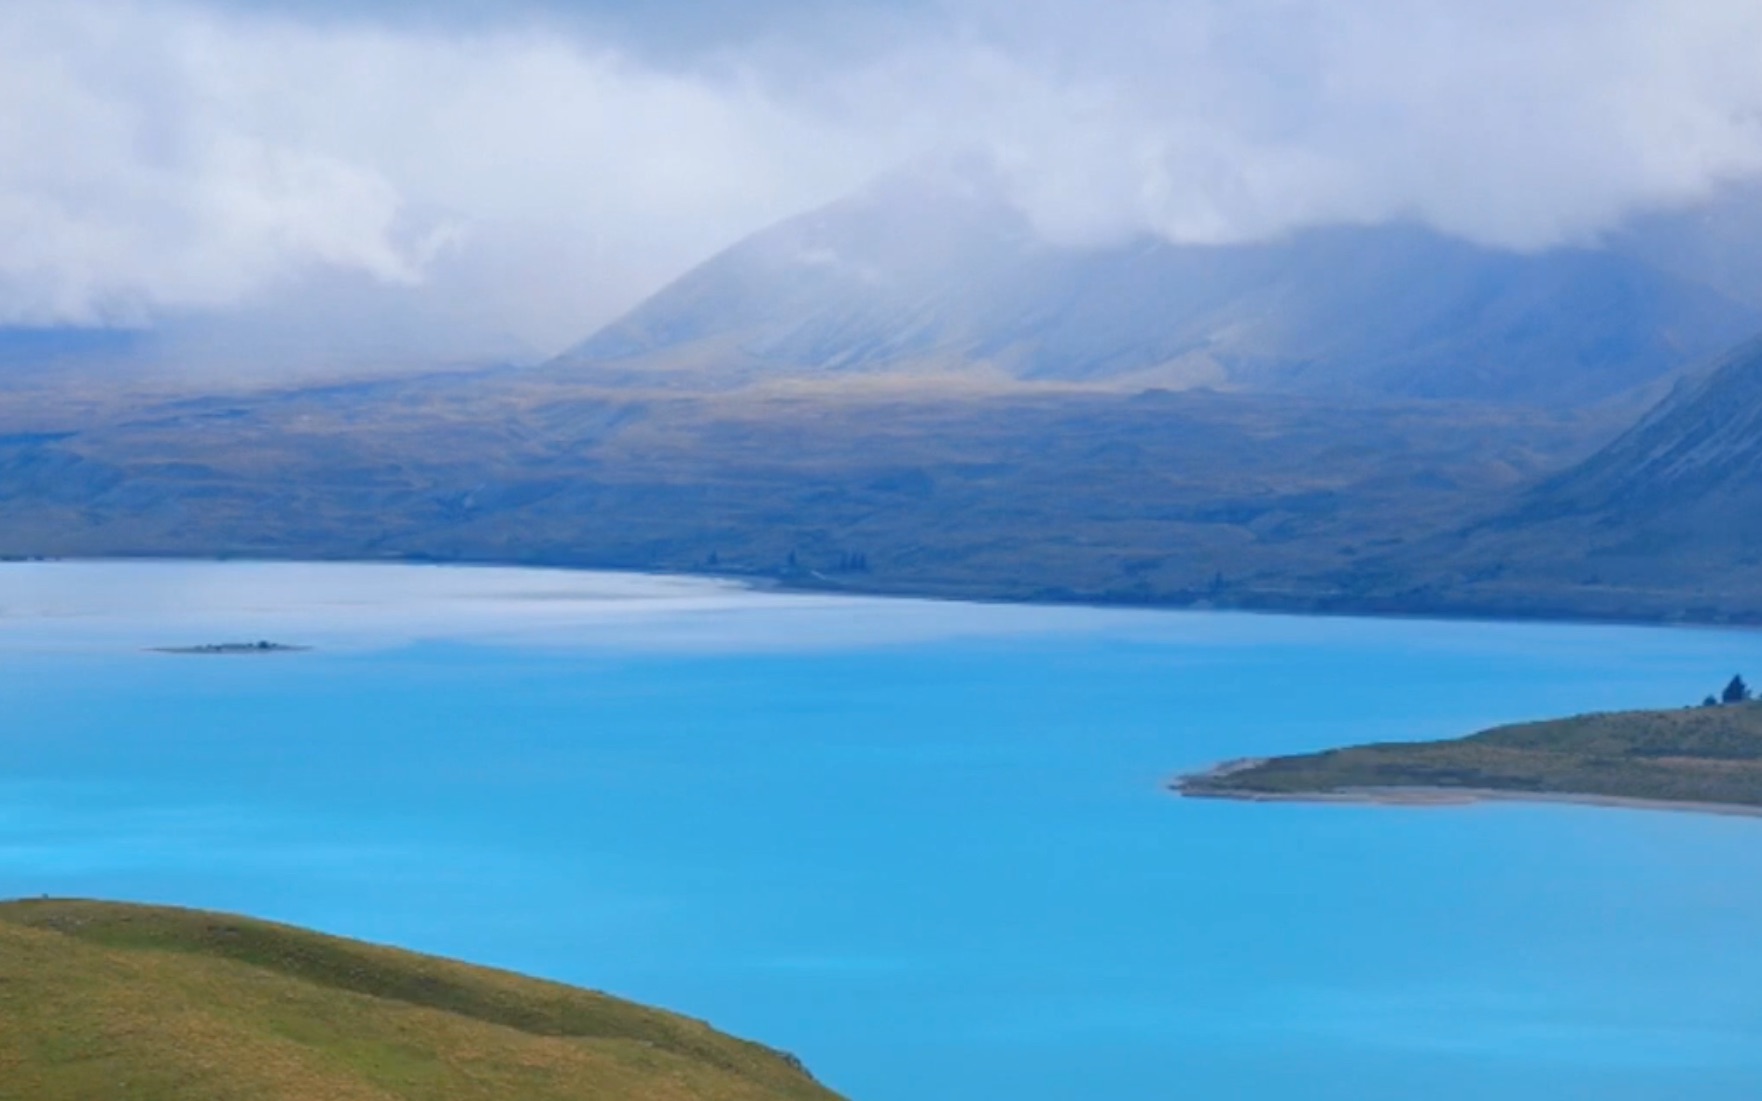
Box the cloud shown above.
[5,0,1762,360]
[848,0,1762,250]
[0,1,890,353]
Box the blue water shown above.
[6,564,1762,1100]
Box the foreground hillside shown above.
[1178,701,1762,812]
[0,899,843,1101]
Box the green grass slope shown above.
[1179,701,1762,808]
[0,899,845,1101]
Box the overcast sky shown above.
[8,0,1762,363]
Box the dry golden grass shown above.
[0,899,844,1101]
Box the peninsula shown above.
[1177,698,1762,815]
[0,898,843,1101]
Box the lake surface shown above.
[6,561,1762,1100]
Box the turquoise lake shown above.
[6,561,1762,1100]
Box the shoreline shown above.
[1173,776,1762,819]
[7,553,1761,636]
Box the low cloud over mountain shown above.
[10,0,1762,372]
[563,164,1762,407]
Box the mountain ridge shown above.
[559,167,1762,409]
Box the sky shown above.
[7,0,1762,367]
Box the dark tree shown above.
[1704,695,1721,708]
[1724,675,1753,705]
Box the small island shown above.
[150,640,311,655]
[1178,677,1762,815]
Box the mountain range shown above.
[3,167,1762,623]
[561,165,1762,409]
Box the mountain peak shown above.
[559,170,1762,406]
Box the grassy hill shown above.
[0,899,845,1101]
[1178,701,1762,810]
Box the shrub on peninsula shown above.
[1724,675,1753,705]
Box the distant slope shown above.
[1519,332,1762,536]
[4,338,1758,624]
[0,327,151,374]
[1177,701,1762,813]
[1608,179,1762,312]
[0,371,1620,612]
[558,166,1761,407]
[0,899,843,1101]
[1356,333,1762,619]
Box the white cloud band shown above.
[5,0,1762,355]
